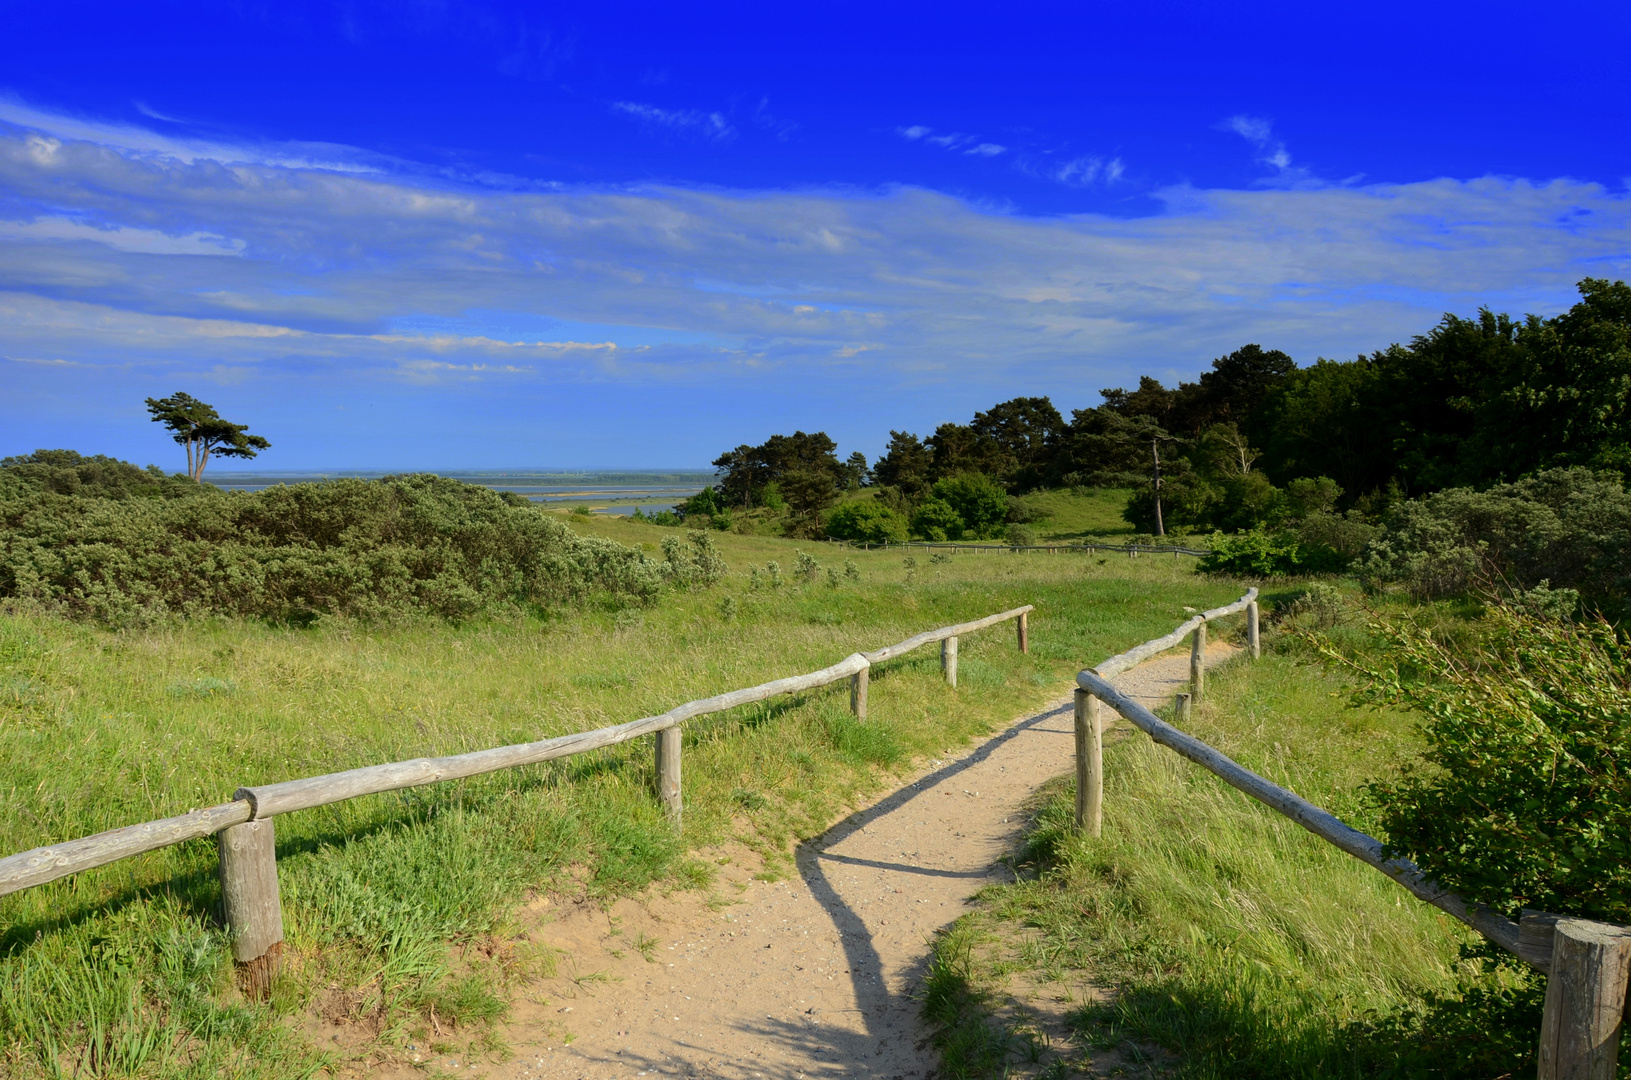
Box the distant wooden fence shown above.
[0,604,1032,996]
[834,539,1210,557]
[1074,590,1631,1080]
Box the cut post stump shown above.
[1074,689,1102,837]
[942,635,958,688]
[1538,918,1631,1080]
[655,727,682,826]
[218,818,284,1000]
[1190,621,1207,701]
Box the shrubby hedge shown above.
[1359,467,1631,615]
[0,452,717,624]
[1333,603,1631,927]
[823,500,908,543]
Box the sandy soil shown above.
[378,641,1238,1079]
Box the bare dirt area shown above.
[366,642,1237,1079]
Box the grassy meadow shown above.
[921,597,1537,1079]
[0,515,1241,1077]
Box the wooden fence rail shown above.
[840,539,1211,557]
[0,602,1032,994]
[1074,590,1631,1079]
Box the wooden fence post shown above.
[218,818,284,1000]
[850,666,869,720]
[655,727,682,826]
[1074,689,1103,837]
[1190,621,1207,701]
[1016,611,1029,654]
[1247,601,1261,660]
[942,635,958,688]
[1174,692,1192,723]
[1538,918,1631,1080]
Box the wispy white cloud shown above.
[897,125,931,140]
[612,101,735,141]
[966,143,1006,157]
[0,95,380,173]
[1223,114,1296,176]
[2,102,1628,409]
[0,216,246,256]
[132,101,186,124]
[1041,154,1125,187]
[751,97,798,141]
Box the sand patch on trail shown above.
[362,640,1238,1079]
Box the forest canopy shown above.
[699,278,1631,555]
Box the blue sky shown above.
[3,1,1629,470]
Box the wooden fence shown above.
[0,604,1032,995]
[835,539,1210,557]
[1074,592,1631,1080]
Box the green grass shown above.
[0,520,1244,1077]
[1010,488,1137,541]
[921,627,1541,1079]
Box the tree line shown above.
[701,278,1631,543]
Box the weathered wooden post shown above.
[1537,918,1631,1079]
[942,635,959,687]
[655,726,682,825]
[1016,611,1029,654]
[1073,688,1103,836]
[1174,692,1192,723]
[1247,601,1261,660]
[850,665,869,720]
[1190,620,1207,701]
[218,818,284,1000]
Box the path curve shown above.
[435,641,1237,1080]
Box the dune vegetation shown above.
[0,503,1239,1077]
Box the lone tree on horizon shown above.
[144,391,270,481]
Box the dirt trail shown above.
[414,641,1237,1079]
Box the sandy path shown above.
[423,641,1237,1080]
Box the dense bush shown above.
[0,449,200,500]
[1005,523,1038,546]
[1332,603,1631,926]
[0,459,690,624]
[905,472,1009,541]
[1197,530,1346,577]
[1359,467,1631,613]
[928,473,1009,539]
[909,497,965,541]
[823,500,908,543]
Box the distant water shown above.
[205,470,711,512]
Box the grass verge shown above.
[922,635,1541,1079]
[1,522,1242,1077]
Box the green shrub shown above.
[0,467,673,624]
[930,473,1009,540]
[1359,467,1631,613]
[658,532,729,589]
[824,500,909,543]
[1330,603,1631,925]
[0,449,200,501]
[1197,530,1344,576]
[1005,523,1038,546]
[911,497,964,541]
